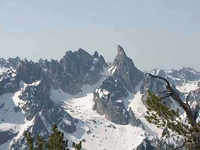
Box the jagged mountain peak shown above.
[114,45,129,64]
[113,45,138,75]
[181,67,200,75]
[22,58,29,63]
[0,57,21,69]
[166,67,200,81]
[62,48,91,60]
[0,58,5,61]
[2,46,200,149]
[77,48,89,54]
[16,60,44,84]
[7,56,20,61]
[167,67,200,74]
[117,45,126,56]
[110,46,144,93]
[93,46,144,126]
[93,51,99,58]
[38,58,46,64]
[150,68,166,76]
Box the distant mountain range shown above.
[0,45,200,150]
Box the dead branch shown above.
[148,73,196,126]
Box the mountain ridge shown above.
[0,45,200,149]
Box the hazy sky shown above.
[0,0,200,71]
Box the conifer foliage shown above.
[25,124,82,150]
[46,124,68,150]
[72,141,82,150]
[145,73,200,149]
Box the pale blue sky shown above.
[0,0,200,71]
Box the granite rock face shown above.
[93,74,136,125]
[16,59,44,84]
[38,49,107,95]
[113,45,143,93]
[9,74,76,149]
[129,107,144,128]
[135,138,175,150]
[7,57,21,69]
[0,49,107,149]
[0,69,20,95]
[188,88,200,102]
[38,58,64,89]
[0,59,76,149]
[93,45,143,125]
[0,57,22,95]
[168,67,200,81]
[135,138,155,150]
[0,57,21,69]
[59,49,107,94]
[0,130,18,146]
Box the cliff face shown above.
[39,49,107,95]
[113,45,143,93]
[93,45,144,125]
[0,49,107,148]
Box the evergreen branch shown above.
[148,73,196,126]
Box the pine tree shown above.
[35,135,45,150]
[145,73,200,149]
[46,124,69,150]
[24,132,34,150]
[72,141,82,150]
[25,124,70,150]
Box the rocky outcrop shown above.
[129,107,144,128]
[135,138,155,150]
[16,59,43,84]
[93,45,143,125]
[113,45,143,93]
[39,59,64,89]
[0,130,18,145]
[0,69,20,95]
[188,88,200,103]
[93,75,129,125]
[38,49,107,95]
[135,138,175,150]
[10,74,76,148]
[7,57,21,69]
[0,58,6,67]
[168,67,200,81]
[187,88,200,112]
[59,49,107,94]
[0,57,21,69]
[0,49,108,149]
[0,58,77,149]
[88,51,107,85]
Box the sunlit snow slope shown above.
[50,83,159,150]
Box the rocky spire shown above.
[93,45,144,126]
[117,45,126,56]
[113,45,143,93]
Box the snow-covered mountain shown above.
[0,46,200,150]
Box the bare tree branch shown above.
[148,73,171,88]
[148,73,196,126]
[186,95,189,105]
[147,73,200,149]
[160,95,171,100]
[159,90,171,95]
